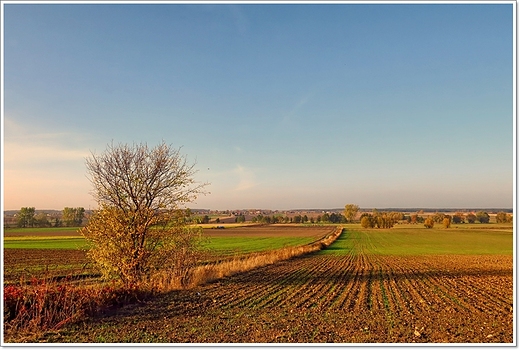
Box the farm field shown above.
[201,225,333,257]
[3,227,83,237]
[40,225,513,343]
[3,226,333,283]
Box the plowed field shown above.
[3,226,333,282]
[53,227,513,344]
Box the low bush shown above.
[3,277,153,342]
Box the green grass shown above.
[3,234,316,253]
[4,227,81,234]
[203,237,316,255]
[3,238,90,250]
[7,225,511,256]
[321,226,513,256]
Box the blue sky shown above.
[3,2,514,210]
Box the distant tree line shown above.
[9,206,512,229]
[355,207,513,230]
[193,208,513,228]
[360,210,403,229]
[12,207,86,228]
[421,211,513,228]
[250,213,347,224]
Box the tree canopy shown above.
[81,141,208,286]
[344,204,359,223]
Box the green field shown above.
[3,234,315,252]
[4,224,513,255]
[3,227,82,235]
[2,226,324,253]
[3,226,331,283]
[321,226,513,256]
[3,237,90,250]
[203,236,317,255]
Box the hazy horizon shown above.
[2,206,514,213]
[3,2,514,212]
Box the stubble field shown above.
[40,225,513,344]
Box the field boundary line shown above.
[156,226,344,291]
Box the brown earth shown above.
[3,249,92,282]
[3,226,332,282]
[47,252,513,343]
[3,229,82,237]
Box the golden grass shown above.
[154,227,343,290]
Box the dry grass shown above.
[154,227,343,290]
[3,276,153,343]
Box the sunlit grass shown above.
[321,227,513,256]
[3,238,90,250]
[4,227,81,234]
[4,231,319,254]
[203,236,317,255]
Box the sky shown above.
[2,2,515,211]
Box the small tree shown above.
[17,207,35,228]
[360,216,374,228]
[496,212,513,223]
[81,142,208,286]
[466,213,477,224]
[432,212,445,224]
[75,207,85,226]
[452,213,464,224]
[35,212,50,227]
[424,217,434,229]
[62,207,85,226]
[475,211,490,224]
[344,204,360,223]
[201,215,210,224]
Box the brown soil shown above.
[48,253,513,343]
[3,249,92,282]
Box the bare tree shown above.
[80,141,208,286]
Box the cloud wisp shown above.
[233,164,258,191]
[3,117,95,209]
[4,117,91,165]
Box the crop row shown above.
[191,252,512,342]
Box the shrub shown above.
[496,212,513,223]
[3,277,153,341]
[424,218,434,229]
[475,211,490,224]
[466,213,477,224]
[360,216,374,228]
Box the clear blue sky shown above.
[3,2,514,210]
